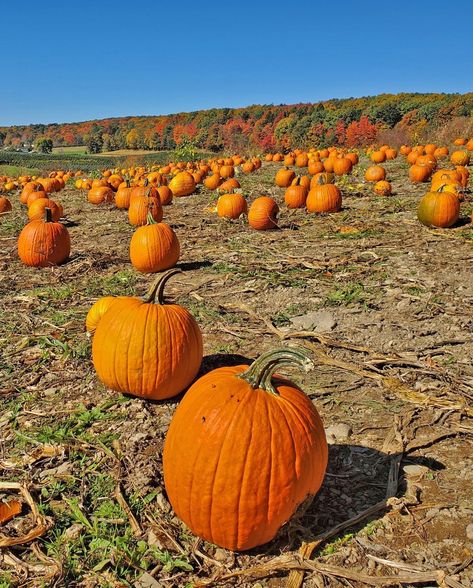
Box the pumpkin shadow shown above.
[453,216,472,228]
[247,443,444,557]
[177,260,212,272]
[199,353,252,376]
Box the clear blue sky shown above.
[1,0,472,126]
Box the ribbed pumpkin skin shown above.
[115,185,133,209]
[92,297,202,400]
[284,185,308,208]
[306,184,342,213]
[364,166,386,182]
[18,216,70,267]
[248,197,279,230]
[216,193,247,219]
[275,168,295,188]
[417,191,460,228]
[88,186,114,205]
[128,196,163,227]
[85,296,118,334]
[130,222,180,273]
[163,365,328,551]
[169,172,196,197]
[157,186,173,206]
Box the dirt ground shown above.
[0,157,472,587]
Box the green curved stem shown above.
[144,269,182,305]
[238,347,314,396]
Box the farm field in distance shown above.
[0,148,472,587]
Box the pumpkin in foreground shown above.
[92,269,202,400]
[163,347,328,551]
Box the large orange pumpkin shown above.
[92,269,203,400]
[86,296,120,334]
[18,208,70,267]
[129,214,180,273]
[163,347,328,551]
[28,198,63,222]
[248,196,279,230]
[128,194,163,227]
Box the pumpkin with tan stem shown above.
[92,269,203,400]
[130,213,180,273]
[163,347,328,551]
[169,171,196,197]
[217,193,247,219]
[0,197,12,215]
[18,208,70,267]
[284,177,308,209]
[248,196,279,230]
[28,198,63,221]
[275,167,295,187]
[417,186,460,228]
[364,166,386,182]
[306,176,342,213]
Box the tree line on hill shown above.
[1,92,472,154]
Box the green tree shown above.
[87,126,104,154]
[35,137,53,153]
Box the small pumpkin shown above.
[92,269,203,400]
[450,150,470,166]
[0,196,12,215]
[157,185,173,206]
[374,180,392,196]
[333,157,353,176]
[284,178,308,209]
[248,196,279,230]
[18,208,70,267]
[409,164,432,183]
[204,173,222,190]
[275,167,295,188]
[163,347,328,551]
[365,165,386,182]
[88,186,114,205]
[129,213,180,273]
[217,193,248,219]
[115,180,133,209]
[417,186,460,228]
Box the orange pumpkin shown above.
[163,347,328,551]
[169,171,196,197]
[129,214,180,273]
[248,196,279,230]
[450,151,470,166]
[28,198,63,221]
[128,194,163,227]
[0,196,12,215]
[88,186,114,205]
[216,193,248,219]
[365,165,386,182]
[417,187,460,228]
[374,180,392,196]
[409,164,432,183]
[92,269,203,400]
[306,177,342,213]
[284,178,308,209]
[86,296,120,334]
[275,168,295,188]
[18,208,70,267]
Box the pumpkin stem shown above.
[144,269,182,305]
[146,208,157,225]
[238,347,314,396]
[44,207,53,223]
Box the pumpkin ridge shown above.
[207,380,256,545]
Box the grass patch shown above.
[326,282,365,306]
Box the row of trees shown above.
[2,93,472,154]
